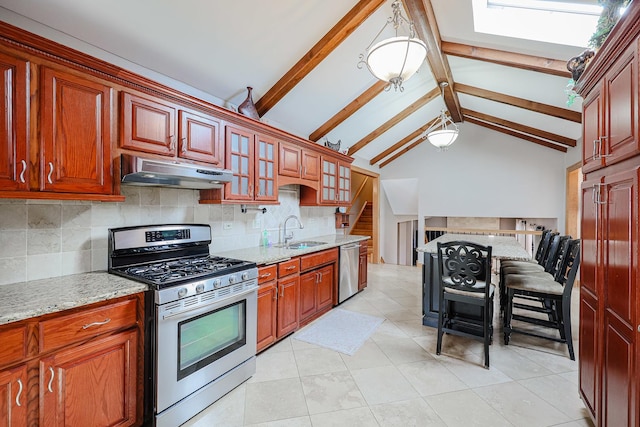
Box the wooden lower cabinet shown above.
[0,294,143,427]
[358,241,368,291]
[40,330,138,427]
[276,275,300,338]
[300,264,334,325]
[256,267,278,353]
[257,248,341,352]
[0,365,27,427]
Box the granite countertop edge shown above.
[0,272,147,326]
[216,234,370,265]
[0,234,370,325]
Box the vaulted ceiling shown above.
[0,0,587,168]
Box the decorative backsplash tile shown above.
[0,185,338,285]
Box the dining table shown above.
[416,233,532,327]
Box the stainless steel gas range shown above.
[108,224,258,427]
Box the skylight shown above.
[472,0,602,47]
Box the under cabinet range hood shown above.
[121,154,233,189]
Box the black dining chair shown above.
[503,239,581,360]
[436,241,494,368]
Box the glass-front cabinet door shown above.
[320,158,337,203]
[337,162,350,205]
[254,134,278,202]
[225,125,254,201]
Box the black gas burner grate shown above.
[121,256,250,284]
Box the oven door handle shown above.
[161,286,257,320]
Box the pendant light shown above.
[423,82,459,150]
[358,1,427,92]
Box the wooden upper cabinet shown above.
[603,40,639,166]
[319,156,350,205]
[278,142,319,181]
[583,39,639,173]
[582,87,603,173]
[178,109,222,165]
[0,52,28,191]
[338,161,351,205]
[120,92,176,156]
[279,142,301,178]
[302,150,320,181]
[224,125,254,201]
[40,67,113,194]
[255,134,278,202]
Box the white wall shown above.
[370,122,578,263]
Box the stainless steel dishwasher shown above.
[339,242,361,303]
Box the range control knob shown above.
[213,279,222,288]
[228,275,236,284]
[177,288,188,298]
[242,272,249,280]
[195,283,205,294]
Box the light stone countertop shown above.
[0,234,370,325]
[216,234,370,265]
[416,233,531,261]
[0,272,147,325]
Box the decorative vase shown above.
[238,86,260,120]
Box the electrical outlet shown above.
[223,222,233,230]
[252,218,262,229]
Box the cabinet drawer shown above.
[300,248,338,272]
[39,299,137,353]
[258,265,277,284]
[278,259,300,277]
[0,325,27,367]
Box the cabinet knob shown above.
[637,325,640,333]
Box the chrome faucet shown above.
[283,215,303,247]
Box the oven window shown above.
[177,300,246,380]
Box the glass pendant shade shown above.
[426,129,458,149]
[366,36,427,84]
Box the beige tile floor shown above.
[183,263,594,427]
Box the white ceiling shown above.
[0,0,588,165]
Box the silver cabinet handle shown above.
[16,378,23,406]
[592,139,599,160]
[82,318,111,329]
[19,160,26,183]
[47,367,54,393]
[47,162,54,184]
[181,137,187,153]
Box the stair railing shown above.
[348,176,369,214]
[352,201,370,231]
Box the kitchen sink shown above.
[277,240,327,249]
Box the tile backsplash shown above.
[0,185,338,285]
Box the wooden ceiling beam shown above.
[379,135,425,168]
[348,86,440,156]
[402,0,463,123]
[309,81,387,142]
[456,83,582,123]
[442,42,571,77]
[369,121,433,165]
[463,109,576,147]
[254,0,385,116]
[464,115,568,152]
